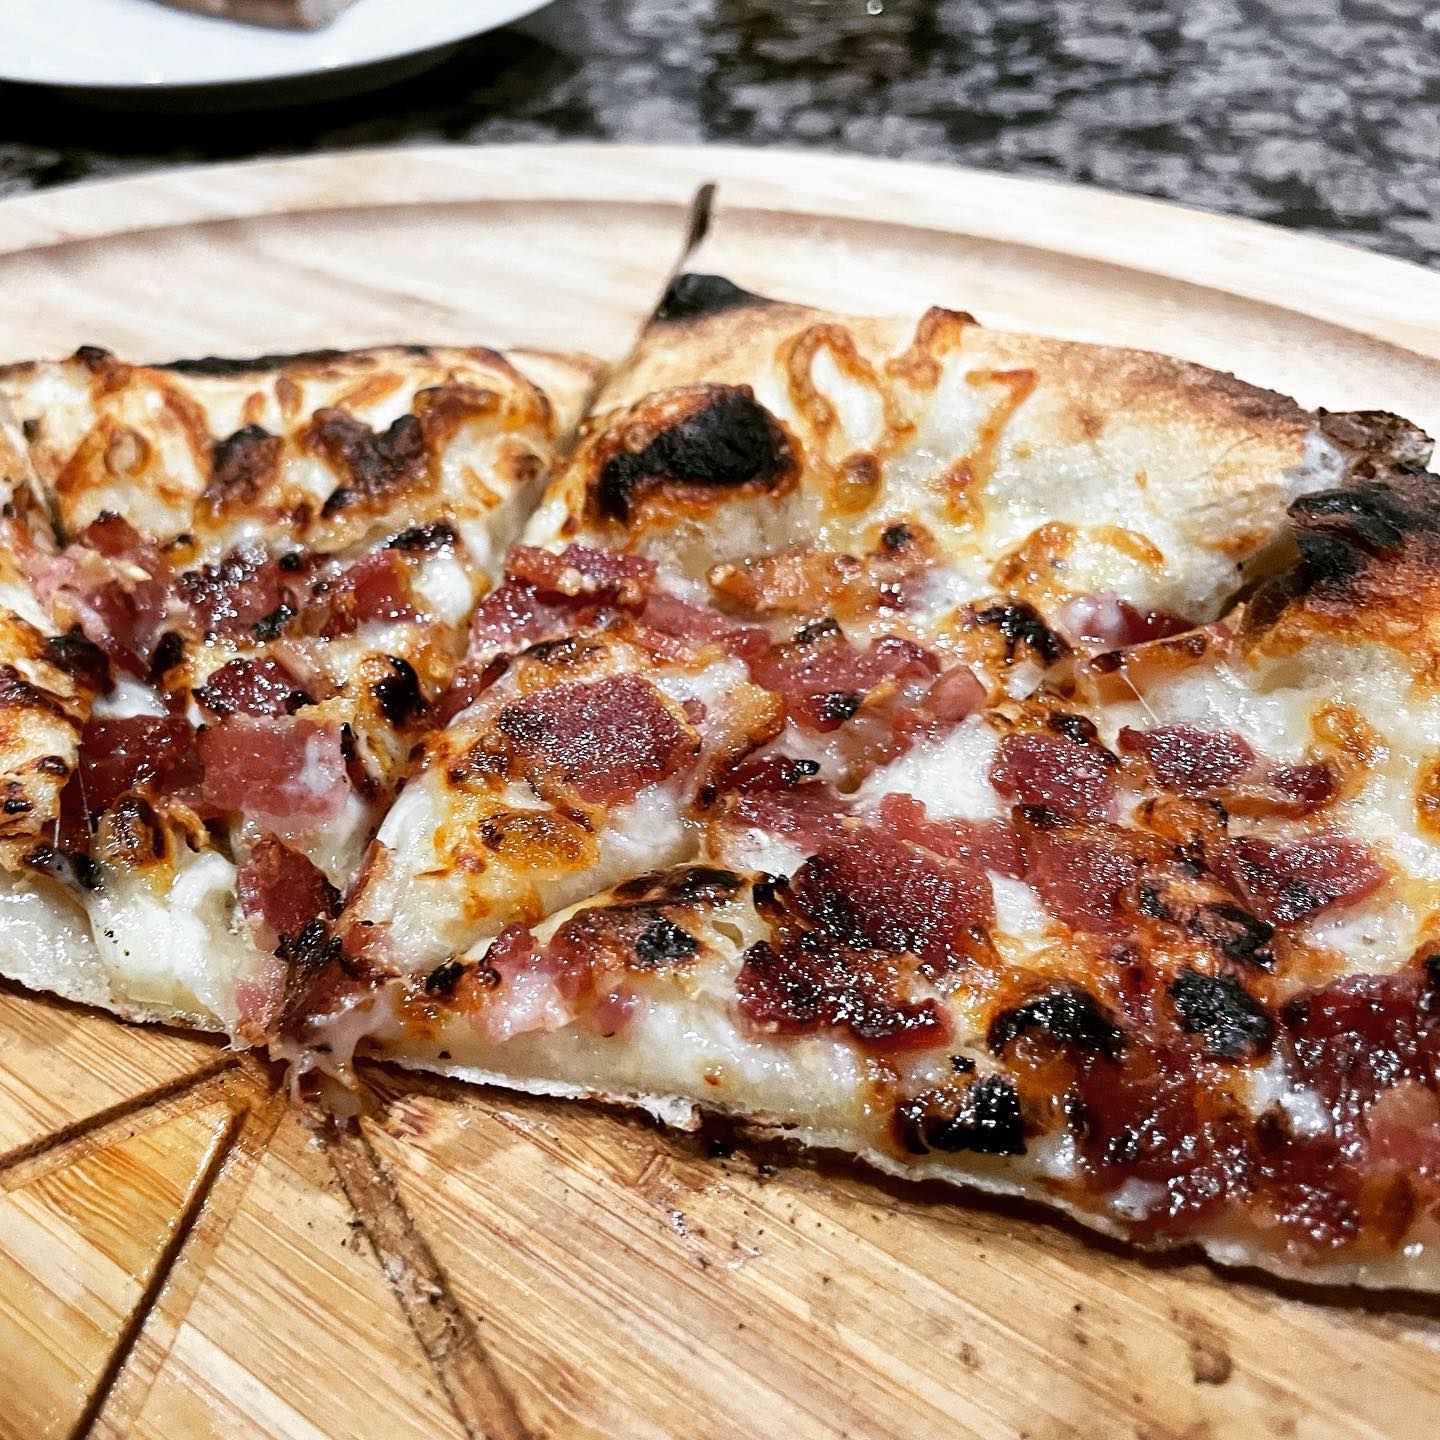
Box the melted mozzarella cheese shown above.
[93,676,169,720]
[856,716,1003,819]
[413,551,479,626]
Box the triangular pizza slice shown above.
[0,344,600,1036]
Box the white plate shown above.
[1,0,553,90]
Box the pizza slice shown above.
[315,411,1440,1288]
[0,344,600,1037]
[275,280,1440,1286]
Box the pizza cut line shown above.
[2,276,1439,1291]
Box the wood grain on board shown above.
[0,145,1437,1440]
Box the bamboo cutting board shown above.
[2,144,1440,1440]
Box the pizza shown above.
[4,277,1440,1291]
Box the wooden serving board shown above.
[1,144,1439,1440]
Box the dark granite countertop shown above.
[1,0,1436,267]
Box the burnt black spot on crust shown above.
[161,348,352,377]
[1284,473,1440,595]
[387,522,457,552]
[305,409,429,507]
[611,865,746,905]
[989,985,1124,1059]
[1318,410,1433,471]
[0,664,66,718]
[973,602,1069,665]
[895,1074,1026,1156]
[207,425,282,510]
[653,274,765,323]
[424,959,465,995]
[43,628,109,693]
[372,656,426,727]
[634,917,699,968]
[596,388,795,524]
[149,631,185,683]
[1136,884,1276,970]
[1170,969,1273,1059]
[251,605,295,641]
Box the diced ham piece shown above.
[748,627,938,732]
[195,657,313,718]
[1220,835,1386,925]
[1060,593,1193,649]
[198,716,350,825]
[990,731,1116,821]
[238,835,340,947]
[74,714,202,811]
[496,673,697,805]
[1118,725,1255,793]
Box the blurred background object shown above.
[0,0,1435,266]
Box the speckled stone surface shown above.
[1,0,1436,266]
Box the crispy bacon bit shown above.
[748,622,937,732]
[787,831,994,967]
[875,794,1022,877]
[36,516,173,676]
[177,544,290,637]
[238,835,340,948]
[328,549,420,630]
[1077,1044,1255,1237]
[1017,814,1150,936]
[1220,835,1386,925]
[465,580,578,660]
[1118,725,1255,793]
[507,544,656,604]
[496,673,697,804]
[894,1075,1026,1155]
[195,657,313,718]
[886,665,988,758]
[991,732,1116,821]
[724,780,853,851]
[735,937,952,1052]
[1264,763,1335,811]
[634,591,771,661]
[471,924,578,1043]
[1060,593,1193,649]
[198,716,349,823]
[1118,726,1335,816]
[73,715,202,812]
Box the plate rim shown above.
[0,142,1434,364]
[0,0,552,90]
